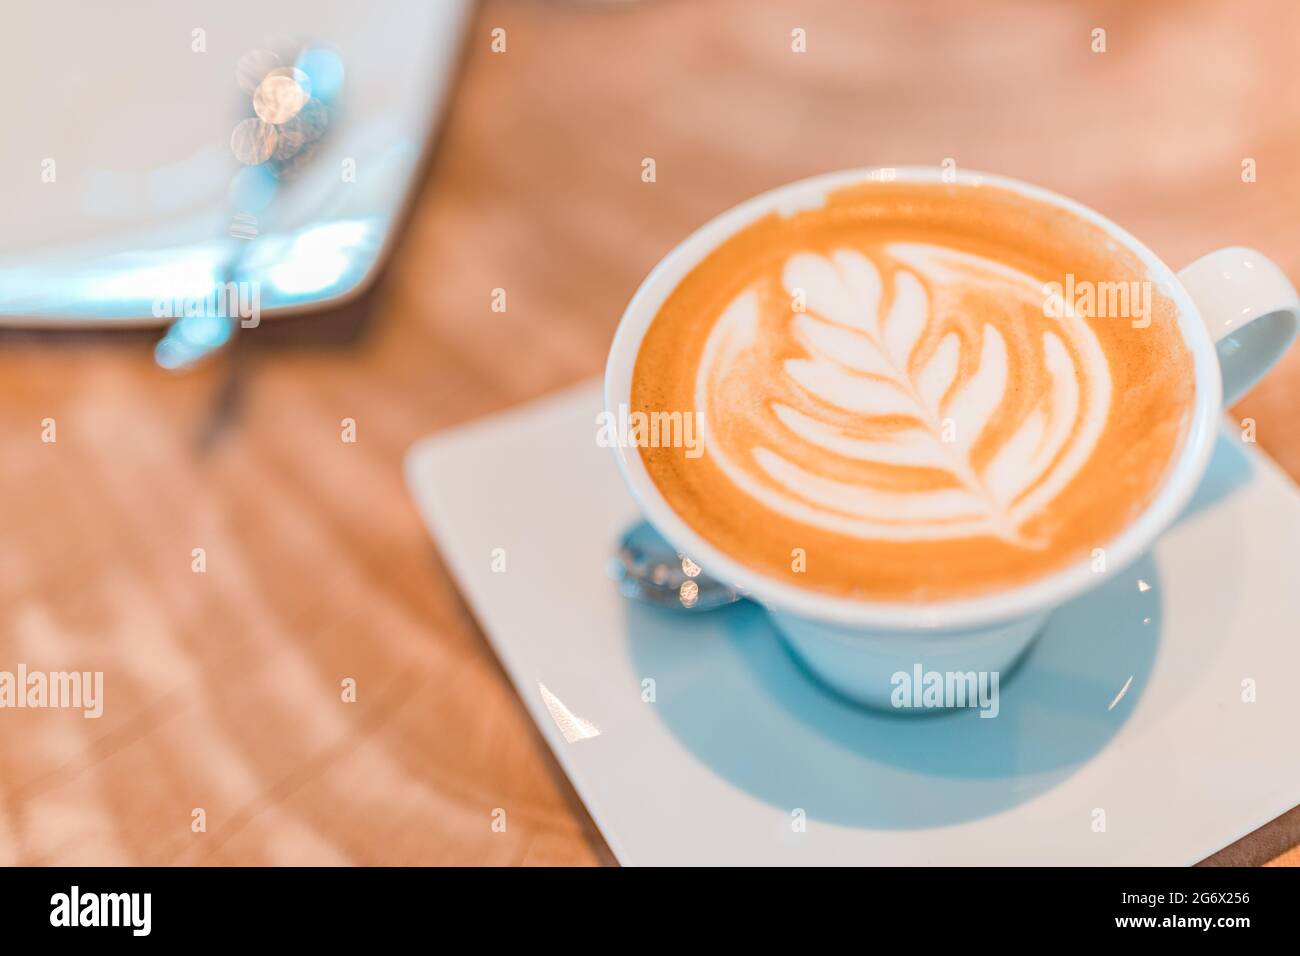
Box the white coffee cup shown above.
[605,167,1299,709]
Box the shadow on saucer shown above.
[624,432,1252,830]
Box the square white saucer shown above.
[405,380,1300,865]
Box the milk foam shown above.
[695,243,1113,544]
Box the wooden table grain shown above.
[1,0,1297,866]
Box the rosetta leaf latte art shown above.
[695,244,1113,545]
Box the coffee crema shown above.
[631,180,1196,601]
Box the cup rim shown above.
[604,166,1222,631]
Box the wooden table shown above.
[1,0,1297,865]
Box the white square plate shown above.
[406,380,1300,865]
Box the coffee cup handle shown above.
[1177,247,1300,405]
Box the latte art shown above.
[698,244,1112,545]
[632,181,1195,601]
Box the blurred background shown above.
[0,0,1297,864]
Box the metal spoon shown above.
[156,42,341,372]
[611,521,744,610]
